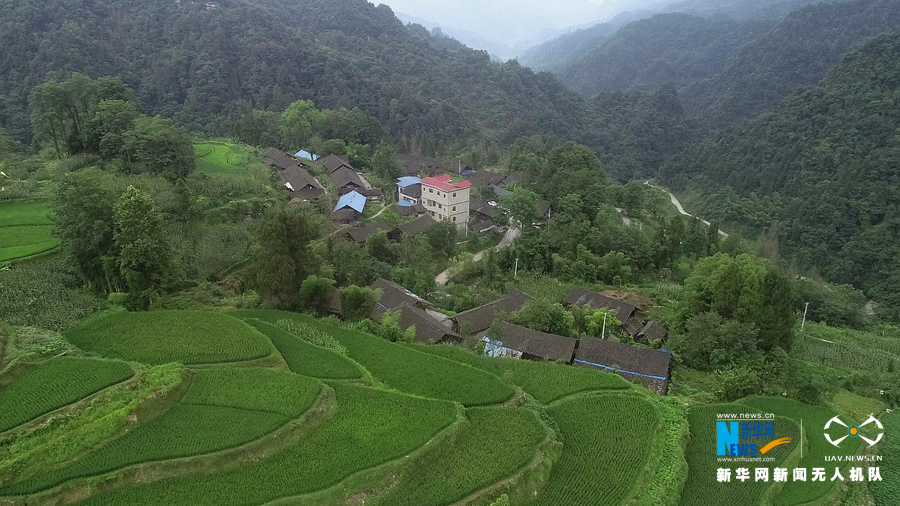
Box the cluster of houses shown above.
[333,278,673,395]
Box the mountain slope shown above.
[662,32,900,317]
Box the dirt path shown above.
[330,203,390,238]
[648,182,728,237]
[436,227,520,285]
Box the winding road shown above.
[650,182,729,237]
[436,227,520,286]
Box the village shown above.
[263,147,673,395]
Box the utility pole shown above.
[514,258,519,278]
[601,312,608,339]
[801,302,810,332]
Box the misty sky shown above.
[378,0,661,53]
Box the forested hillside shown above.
[662,32,900,318]
[551,13,770,97]
[524,0,900,127]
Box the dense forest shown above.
[662,32,900,319]
[526,0,900,127]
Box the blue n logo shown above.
[717,422,738,456]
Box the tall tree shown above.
[371,141,402,181]
[114,186,171,308]
[122,116,195,180]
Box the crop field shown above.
[373,407,546,506]
[2,367,322,494]
[193,142,251,179]
[408,343,630,403]
[0,200,58,262]
[65,311,272,365]
[72,384,457,506]
[739,396,862,506]
[680,403,799,506]
[871,413,898,505]
[241,319,364,379]
[794,323,900,383]
[532,395,660,505]
[181,367,322,418]
[232,310,515,406]
[0,357,133,432]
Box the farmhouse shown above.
[574,337,672,395]
[265,148,324,201]
[370,278,428,315]
[294,149,318,161]
[469,199,501,234]
[465,170,507,188]
[395,201,426,217]
[563,287,638,323]
[397,304,460,345]
[330,166,367,195]
[452,289,532,335]
[388,215,435,242]
[481,322,576,362]
[321,154,355,173]
[331,191,366,223]
[346,220,391,244]
[636,321,668,344]
[397,155,445,177]
[421,174,471,229]
[397,176,422,205]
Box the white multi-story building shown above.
[421,175,471,229]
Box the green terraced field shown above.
[0,201,58,262]
[532,395,661,506]
[181,367,322,418]
[65,311,273,365]
[372,407,546,506]
[680,403,800,506]
[193,142,251,179]
[0,368,322,494]
[0,357,133,432]
[871,413,898,506]
[239,319,364,379]
[739,396,863,506]
[71,384,457,506]
[232,311,515,406]
[408,343,630,403]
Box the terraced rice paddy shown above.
[0,357,133,432]
[532,395,661,506]
[232,310,515,406]
[409,343,630,403]
[373,407,546,506]
[193,142,251,179]
[240,319,364,379]
[0,200,58,262]
[70,384,457,506]
[65,311,273,365]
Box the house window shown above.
[453,192,457,197]
[429,188,434,193]
[452,206,456,212]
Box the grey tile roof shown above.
[488,322,576,363]
[453,289,532,335]
[398,305,460,344]
[563,287,637,321]
[574,337,671,395]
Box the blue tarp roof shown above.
[398,200,414,207]
[397,176,421,188]
[334,191,366,214]
[295,150,318,161]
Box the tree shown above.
[671,312,760,371]
[423,221,458,259]
[279,100,323,151]
[89,99,140,159]
[497,188,540,230]
[248,205,324,309]
[52,169,120,292]
[366,230,396,263]
[510,299,574,337]
[340,285,382,322]
[298,275,336,316]
[757,269,796,351]
[122,116,195,180]
[114,186,171,308]
[372,141,401,180]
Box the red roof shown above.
[422,174,472,192]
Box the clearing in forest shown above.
[0,200,58,262]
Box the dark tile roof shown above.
[347,221,391,244]
[330,166,365,191]
[398,305,459,344]
[470,199,497,219]
[499,172,523,187]
[637,321,668,343]
[267,148,324,200]
[453,289,532,335]
[399,183,422,199]
[394,215,435,237]
[469,218,496,233]
[563,287,637,321]
[322,154,354,173]
[265,148,302,171]
[398,155,445,176]
[361,188,383,198]
[489,322,576,363]
[537,200,552,217]
[574,337,671,395]
[293,186,325,201]
[370,278,427,319]
[466,171,506,188]
[396,203,426,216]
[331,208,360,223]
[623,317,644,336]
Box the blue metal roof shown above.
[397,176,421,188]
[333,191,366,214]
[295,150,318,161]
[398,200,414,207]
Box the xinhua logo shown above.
[717,421,792,456]
[824,415,883,447]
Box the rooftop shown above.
[333,191,366,214]
[452,289,532,335]
[422,174,472,192]
[574,337,671,395]
[484,322,577,363]
[563,287,638,321]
